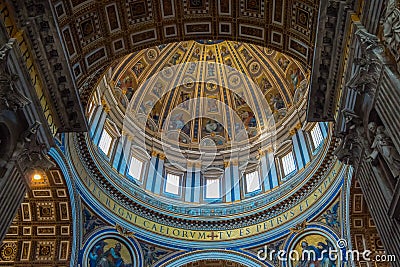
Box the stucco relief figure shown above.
[142,245,167,266]
[367,122,400,179]
[320,202,340,228]
[0,40,13,73]
[383,0,400,64]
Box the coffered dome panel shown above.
[46,0,321,108]
[109,41,308,147]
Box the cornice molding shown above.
[68,131,341,231]
[307,0,353,121]
[8,0,87,132]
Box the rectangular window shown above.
[205,178,220,198]
[128,156,143,180]
[246,171,261,193]
[165,173,180,195]
[98,130,113,156]
[282,151,296,176]
[311,124,323,148]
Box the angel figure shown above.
[321,202,340,228]
[83,208,104,233]
[142,245,167,266]
[116,224,134,237]
[260,240,285,265]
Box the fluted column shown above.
[260,148,278,190]
[112,137,124,170]
[266,149,279,189]
[117,136,132,175]
[0,164,25,242]
[89,105,103,138]
[375,71,400,153]
[357,161,400,267]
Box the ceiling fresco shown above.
[107,40,308,148]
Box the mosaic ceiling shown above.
[107,40,308,147]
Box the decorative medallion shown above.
[0,242,17,261]
[87,238,133,267]
[288,232,339,267]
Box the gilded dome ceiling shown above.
[83,40,329,214]
[104,41,309,156]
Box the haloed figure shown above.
[95,243,131,267]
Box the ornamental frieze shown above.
[68,133,345,243]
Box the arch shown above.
[49,148,80,266]
[48,0,320,105]
[156,249,271,267]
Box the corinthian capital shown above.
[13,121,54,171]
